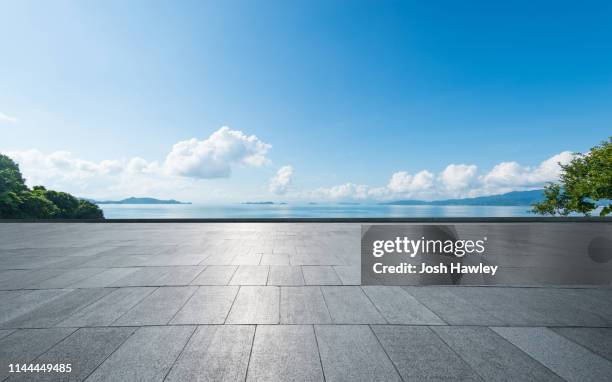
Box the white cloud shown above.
[483,151,573,188]
[3,126,576,204]
[388,170,434,193]
[164,126,271,179]
[0,112,18,124]
[302,151,575,201]
[269,165,293,195]
[439,164,478,196]
[3,126,271,200]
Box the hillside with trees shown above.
[0,154,104,219]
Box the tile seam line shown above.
[162,325,198,382]
[437,326,566,382]
[167,286,200,325]
[185,266,208,285]
[55,287,148,327]
[360,286,389,325]
[492,326,609,380]
[0,326,78,379]
[44,288,116,328]
[80,326,139,381]
[223,285,242,324]
[425,325,487,381]
[318,286,334,324]
[312,324,327,382]
[107,286,160,326]
[399,287,449,325]
[243,324,258,382]
[369,324,406,382]
[549,326,612,362]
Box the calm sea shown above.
[99,204,536,219]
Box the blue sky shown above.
[1,1,611,202]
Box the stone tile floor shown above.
[0,223,611,381]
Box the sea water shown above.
[99,204,535,219]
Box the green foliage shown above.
[74,200,104,219]
[43,189,80,218]
[19,187,60,219]
[0,153,105,219]
[532,138,612,216]
[0,155,27,195]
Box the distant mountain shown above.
[383,190,545,206]
[93,197,191,205]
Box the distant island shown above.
[243,201,275,205]
[382,190,545,206]
[93,197,191,205]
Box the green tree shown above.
[0,153,105,219]
[532,138,612,216]
[74,200,104,219]
[43,189,80,218]
[0,155,27,218]
[19,187,60,218]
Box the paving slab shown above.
[0,289,72,326]
[0,328,76,379]
[231,253,262,265]
[493,326,612,382]
[170,286,239,324]
[58,287,155,327]
[0,269,67,290]
[452,287,609,327]
[362,286,445,325]
[2,288,112,329]
[85,325,195,382]
[112,286,196,326]
[0,329,14,340]
[153,266,205,286]
[165,325,254,382]
[403,286,503,326]
[260,254,290,265]
[229,266,269,285]
[432,326,563,381]
[12,327,136,381]
[69,268,140,288]
[267,266,305,286]
[321,286,385,324]
[247,325,324,382]
[315,325,402,382]
[291,253,340,266]
[281,287,332,324]
[33,268,107,289]
[332,266,360,285]
[191,265,237,285]
[372,325,482,381]
[200,251,237,265]
[552,327,612,361]
[302,266,342,285]
[109,267,168,287]
[226,286,279,324]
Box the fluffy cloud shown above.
[269,166,293,195]
[483,151,573,188]
[164,127,271,178]
[439,164,478,193]
[3,126,271,200]
[388,170,434,193]
[304,151,575,201]
[0,112,18,124]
